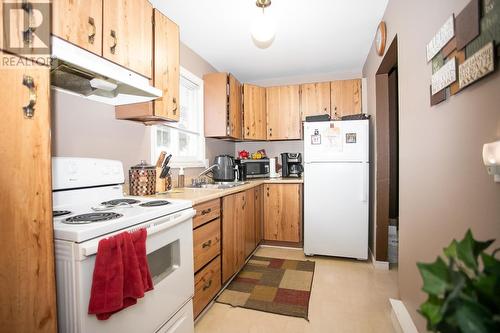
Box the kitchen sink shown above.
[187,181,248,189]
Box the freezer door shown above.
[303,162,369,259]
[304,120,369,163]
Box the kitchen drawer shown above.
[194,256,221,318]
[193,199,221,229]
[193,218,221,272]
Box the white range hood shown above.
[51,36,161,106]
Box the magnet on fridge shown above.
[346,133,357,143]
[311,129,321,145]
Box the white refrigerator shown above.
[303,120,369,260]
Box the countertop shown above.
[152,178,303,205]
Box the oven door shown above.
[71,209,195,333]
[244,161,270,178]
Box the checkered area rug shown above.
[216,256,315,319]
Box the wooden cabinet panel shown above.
[266,85,301,140]
[254,185,263,246]
[193,199,221,229]
[221,192,245,283]
[103,0,153,78]
[244,188,255,258]
[52,0,103,55]
[330,79,362,118]
[300,82,331,120]
[193,219,221,273]
[153,10,179,121]
[194,256,221,318]
[0,53,57,333]
[264,184,302,243]
[204,72,242,139]
[243,84,266,140]
[228,74,242,139]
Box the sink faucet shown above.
[197,164,218,178]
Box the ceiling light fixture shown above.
[251,0,276,49]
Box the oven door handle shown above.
[80,209,196,258]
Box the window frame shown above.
[150,67,206,169]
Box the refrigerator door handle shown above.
[361,163,369,202]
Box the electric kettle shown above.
[213,155,236,181]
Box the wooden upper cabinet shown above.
[243,84,266,140]
[263,184,302,243]
[52,0,103,55]
[0,53,57,333]
[266,85,301,140]
[103,0,153,78]
[204,72,243,140]
[300,82,331,120]
[330,79,362,118]
[153,10,179,121]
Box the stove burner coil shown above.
[53,210,72,217]
[100,199,141,206]
[139,200,171,207]
[63,212,123,224]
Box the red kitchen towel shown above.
[88,229,154,320]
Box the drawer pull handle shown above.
[202,240,212,248]
[88,17,96,44]
[203,279,212,291]
[22,75,36,119]
[201,208,212,215]
[172,97,177,115]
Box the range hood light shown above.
[89,78,117,92]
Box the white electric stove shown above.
[52,157,195,333]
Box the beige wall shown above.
[363,0,500,330]
[52,42,234,185]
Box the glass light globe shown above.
[251,11,276,49]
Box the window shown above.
[151,67,206,168]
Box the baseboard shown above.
[389,299,419,333]
[369,248,389,270]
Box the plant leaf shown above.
[457,230,493,271]
[419,295,444,329]
[482,252,500,276]
[444,239,458,259]
[418,257,450,296]
[456,297,495,333]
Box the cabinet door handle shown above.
[22,75,36,119]
[202,240,212,249]
[172,97,177,115]
[202,279,213,291]
[201,208,212,215]
[109,30,117,54]
[88,17,96,44]
[21,1,34,46]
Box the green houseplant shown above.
[417,229,500,333]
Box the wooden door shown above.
[228,74,242,139]
[153,10,179,121]
[300,82,331,120]
[52,0,103,55]
[0,53,57,333]
[244,188,255,258]
[264,184,302,243]
[330,79,362,118]
[221,192,245,283]
[103,0,153,78]
[266,85,301,140]
[254,185,263,246]
[243,84,266,140]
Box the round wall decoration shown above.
[376,21,387,56]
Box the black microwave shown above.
[237,158,270,178]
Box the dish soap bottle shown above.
[178,167,185,188]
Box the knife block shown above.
[155,167,166,193]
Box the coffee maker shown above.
[281,153,303,178]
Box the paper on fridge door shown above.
[325,126,343,152]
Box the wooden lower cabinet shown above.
[263,184,302,243]
[193,256,221,318]
[193,219,221,272]
[193,199,221,229]
[0,53,57,332]
[254,185,264,246]
[244,188,256,258]
[221,192,246,283]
